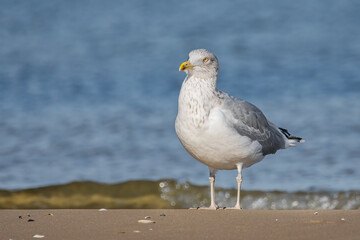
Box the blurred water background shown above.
[0,0,359,209]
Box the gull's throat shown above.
[177,76,219,128]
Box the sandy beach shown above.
[1,209,359,240]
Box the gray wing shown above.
[218,91,286,155]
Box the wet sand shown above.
[1,209,359,240]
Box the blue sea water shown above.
[0,0,359,192]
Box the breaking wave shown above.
[1,180,359,210]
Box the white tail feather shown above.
[288,138,305,147]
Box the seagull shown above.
[175,49,304,209]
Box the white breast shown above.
[175,76,264,170]
[176,105,264,170]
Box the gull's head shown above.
[179,49,219,79]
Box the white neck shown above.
[177,76,219,128]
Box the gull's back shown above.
[216,90,287,156]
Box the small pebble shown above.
[160,213,166,217]
[144,216,151,219]
[341,218,345,221]
[98,208,107,211]
[138,219,155,224]
[27,214,31,217]
[313,211,318,215]
[33,234,45,238]
[275,219,278,222]
[47,213,54,216]
[133,230,141,233]
[28,219,35,222]
[149,228,153,231]
[18,216,22,219]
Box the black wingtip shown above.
[279,127,304,142]
[279,127,291,138]
[288,136,304,142]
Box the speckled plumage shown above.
[175,49,303,209]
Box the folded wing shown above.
[218,91,286,155]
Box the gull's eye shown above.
[203,57,209,63]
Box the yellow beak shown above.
[179,60,194,71]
